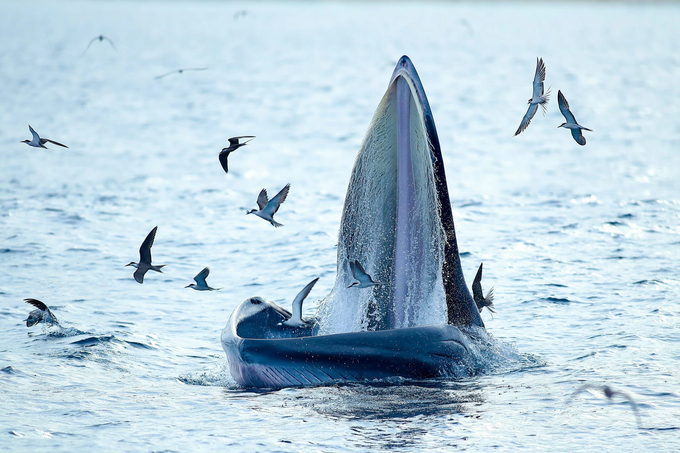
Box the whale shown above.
[221,56,486,388]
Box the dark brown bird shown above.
[472,262,495,314]
[219,136,255,174]
[125,226,166,283]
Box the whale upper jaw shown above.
[316,55,483,333]
[390,55,483,328]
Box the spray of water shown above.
[316,75,447,334]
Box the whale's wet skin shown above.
[222,57,490,388]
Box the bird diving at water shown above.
[185,267,220,291]
[282,278,320,327]
[154,68,208,80]
[472,263,495,315]
[24,299,59,327]
[82,35,117,55]
[247,183,290,227]
[21,125,68,149]
[557,90,592,146]
[514,57,551,136]
[570,384,641,428]
[219,136,255,174]
[126,226,166,283]
[348,259,382,289]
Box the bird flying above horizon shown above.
[82,35,117,55]
[515,57,551,136]
[219,136,255,174]
[185,267,220,291]
[154,68,208,80]
[246,184,290,227]
[126,226,165,283]
[557,90,592,146]
[21,125,68,149]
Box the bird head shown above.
[527,99,532,105]
[20,140,29,144]
[347,281,359,288]
[558,123,566,128]
[246,209,257,215]
[125,262,137,267]
[185,283,196,288]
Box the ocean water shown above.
[1,1,680,451]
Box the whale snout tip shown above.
[397,55,412,67]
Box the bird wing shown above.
[349,259,357,278]
[571,128,586,146]
[24,298,48,311]
[263,183,290,216]
[354,260,368,278]
[256,188,269,211]
[558,90,577,124]
[102,36,117,50]
[514,103,539,136]
[154,71,176,80]
[43,138,68,148]
[532,57,546,98]
[471,263,483,301]
[139,226,158,264]
[229,136,255,145]
[291,277,319,322]
[26,310,42,327]
[218,151,230,173]
[194,267,210,285]
[133,267,148,284]
[81,37,99,55]
[28,125,40,142]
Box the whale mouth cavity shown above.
[316,57,453,334]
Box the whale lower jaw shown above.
[222,323,472,389]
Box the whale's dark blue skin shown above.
[222,298,472,388]
[222,56,485,388]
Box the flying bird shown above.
[24,299,59,327]
[472,263,495,315]
[233,10,249,20]
[219,136,255,174]
[570,384,641,428]
[126,226,165,284]
[246,183,290,227]
[185,267,220,291]
[82,35,117,55]
[348,259,382,289]
[558,90,592,146]
[282,277,320,327]
[21,125,68,149]
[154,68,208,80]
[514,57,551,136]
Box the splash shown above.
[316,67,447,334]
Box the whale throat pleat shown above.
[317,75,446,334]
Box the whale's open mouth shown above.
[316,56,483,333]
[221,56,486,389]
